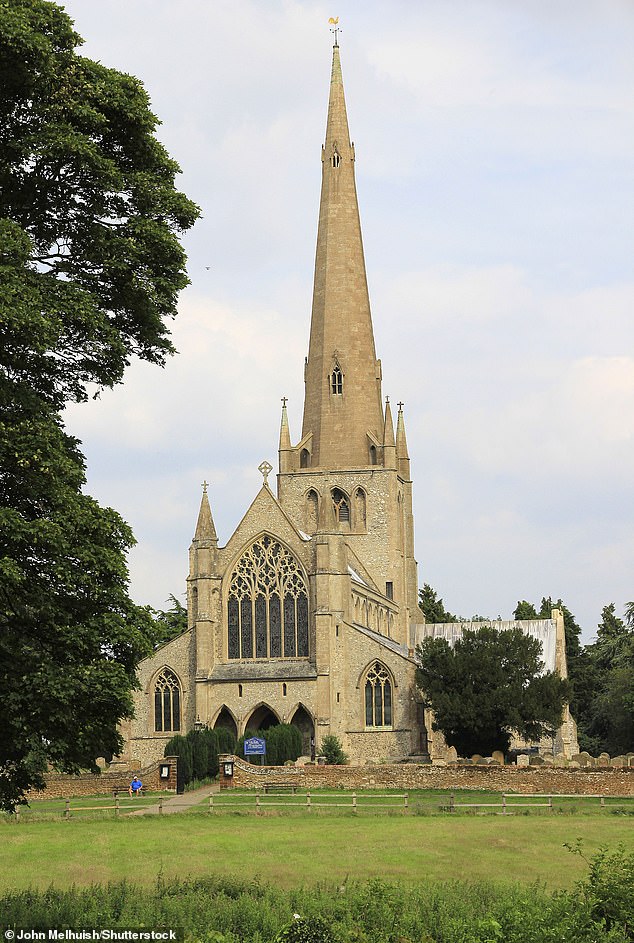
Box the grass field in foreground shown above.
[1,812,633,892]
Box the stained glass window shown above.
[364,662,392,728]
[227,535,309,659]
[154,669,181,733]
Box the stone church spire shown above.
[301,43,384,468]
[193,483,217,545]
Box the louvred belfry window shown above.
[227,535,309,659]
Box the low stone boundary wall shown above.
[219,755,634,796]
[27,756,178,799]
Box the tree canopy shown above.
[0,0,199,810]
[0,0,199,410]
[416,626,569,757]
[418,584,457,623]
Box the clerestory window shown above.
[227,535,309,660]
[154,669,181,733]
[364,662,392,727]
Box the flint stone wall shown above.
[26,756,178,799]
[219,755,634,796]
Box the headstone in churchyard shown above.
[434,758,447,766]
[568,760,580,768]
[517,754,530,767]
[446,746,458,764]
[529,754,545,766]
[597,752,611,767]
[554,754,568,767]
[471,754,484,765]
[572,752,593,767]
[491,751,504,765]
[611,756,626,767]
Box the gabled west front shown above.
[119,42,577,769]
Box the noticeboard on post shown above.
[244,736,266,756]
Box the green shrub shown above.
[163,734,192,792]
[319,735,348,765]
[274,915,338,943]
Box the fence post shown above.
[209,796,214,814]
[15,806,20,823]
[158,799,163,815]
[115,796,120,817]
[404,793,409,815]
[548,795,553,813]
[352,793,357,814]
[65,798,70,820]
[256,793,260,816]
[502,794,506,815]
[600,795,605,809]
[307,791,311,813]
[450,792,455,814]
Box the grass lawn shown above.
[1,811,633,892]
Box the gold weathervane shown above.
[328,16,340,45]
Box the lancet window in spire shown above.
[331,145,341,168]
[331,365,343,394]
[227,535,309,660]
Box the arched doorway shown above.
[245,704,279,733]
[290,704,314,755]
[213,706,238,741]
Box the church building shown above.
[120,41,577,769]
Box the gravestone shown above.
[517,754,530,767]
[491,751,505,765]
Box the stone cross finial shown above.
[281,396,288,407]
[397,402,404,411]
[202,480,209,493]
[258,460,273,486]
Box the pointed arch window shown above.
[154,669,181,733]
[331,145,341,168]
[364,662,392,728]
[227,535,309,660]
[331,366,343,395]
[332,488,350,523]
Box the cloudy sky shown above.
[60,0,634,641]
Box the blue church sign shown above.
[244,736,266,756]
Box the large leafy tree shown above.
[580,604,634,756]
[416,627,569,757]
[0,0,199,809]
[418,584,457,623]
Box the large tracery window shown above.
[154,669,181,733]
[227,535,309,660]
[364,662,392,727]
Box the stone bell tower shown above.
[277,40,418,647]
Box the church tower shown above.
[277,40,419,645]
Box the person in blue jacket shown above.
[129,776,143,797]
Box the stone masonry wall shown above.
[27,757,178,799]
[219,755,634,796]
